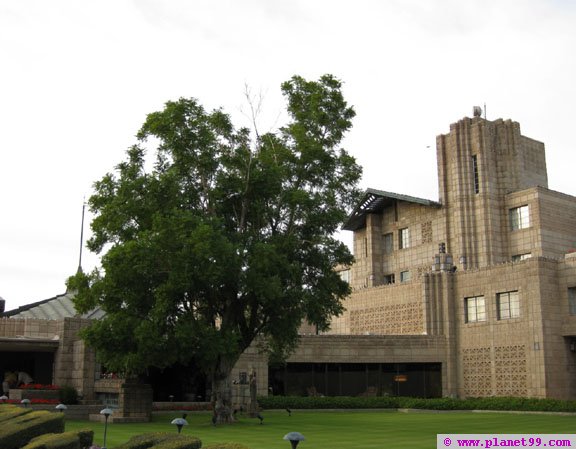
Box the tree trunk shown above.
[210,361,235,424]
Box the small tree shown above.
[68,74,362,423]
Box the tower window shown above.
[569,287,576,315]
[509,205,530,230]
[472,155,480,194]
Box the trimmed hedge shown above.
[114,432,202,449]
[0,404,33,422]
[258,395,576,412]
[21,429,93,449]
[21,431,80,449]
[154,439,205,449]
[203,443,252,449]
[77,428,95,448]
[0,410,65,449]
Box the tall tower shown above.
[436,109,547,269]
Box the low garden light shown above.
[21,398,31,408]
[283,431,305,449]
[171,417,189,434]
[55,403,68,413]
[100,407,113,449]
[0,395,8,403]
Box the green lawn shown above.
[65,410,576,449]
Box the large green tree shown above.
[68,74,362,423]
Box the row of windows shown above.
[383,229,410,254]
[383,271,411,285]
[465,291,520,323]
[339,269,412,286]
[377,205,528,258]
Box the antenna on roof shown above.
[78,198,86,273]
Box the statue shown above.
[248,368,259,417]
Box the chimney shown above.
[0,297,5,315]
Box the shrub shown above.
[152,403,212,412]
[114,432,177,449]
[58,386,79,405]
[154,438,204,449]
[0,404,32,422]
[77,428,94,448]
[203,443,252,449]
[258,395,576,413]
[114,432,201,449]
[258,395,401,410]
[21,431,80,449]
[0,410,65,449]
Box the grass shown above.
[65,410,576,449]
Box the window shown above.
[465,296,486,323]
[569,287,576,315]
[509,205,530,230]
[383,274,395,285]
[472,155,480,194]
[399,228,410,249]
[497,291,520,320]
[383,233,393,254]
[512,253,531,262]
[339,270,351,284]
[400,271,411,282]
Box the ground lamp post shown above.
[0,395,8,403]
[283,432,305,449]
[21,398,31,408]
[55,403,68,413]
[100,407,113,449]
[171,417,189,434]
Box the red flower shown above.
[6,398,59,404]
[19,384,60,390]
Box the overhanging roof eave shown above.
[342,188,442,231]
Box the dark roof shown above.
[343,188,442,231]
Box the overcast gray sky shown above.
[1,0,575,311]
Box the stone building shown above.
[3,111,576,403]
[260,110,576,400]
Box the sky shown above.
[1,0,576,311]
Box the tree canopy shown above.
[68,74,362,422]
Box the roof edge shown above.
[343,188,441,231]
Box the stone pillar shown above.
[118,381,153,422]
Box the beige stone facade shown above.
[303,114,576,399]
[0,316,95,395]
[237,113,576,400]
